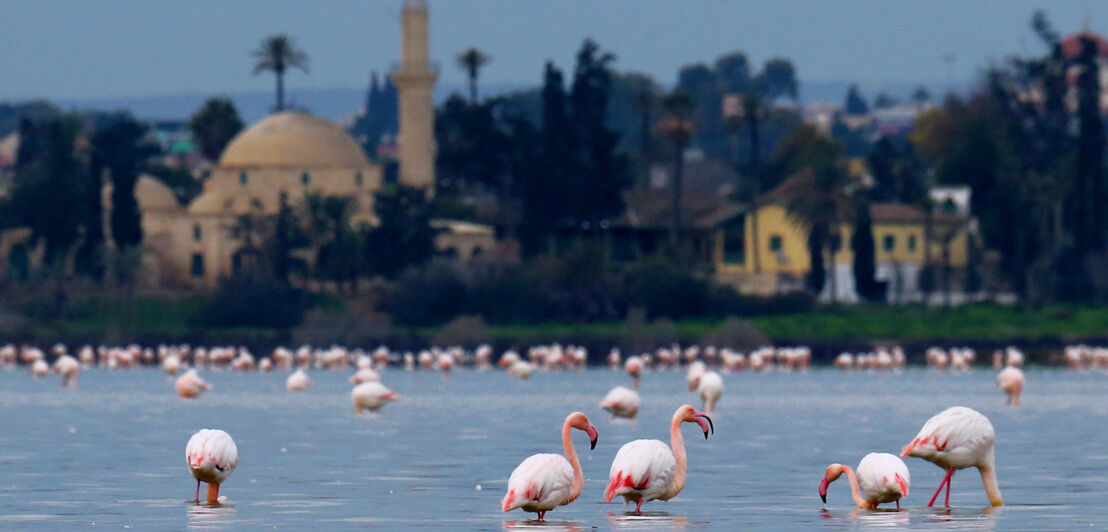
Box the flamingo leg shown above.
[537,511,545,521]
[195,480,200,503]
[944,470,953,507]
[896,499,900,510]
[926,467,955,507]
[635,500,644,513]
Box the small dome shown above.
[218,111,370,169]
[135,175,181,211]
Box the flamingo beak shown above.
[586,423,599,450]
[819,477,829,503]
[695,412,714,439]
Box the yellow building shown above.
[711,174,972,302]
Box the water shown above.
[1,367,1106,530]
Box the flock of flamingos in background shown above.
[7,338,1105,520]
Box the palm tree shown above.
[737,92,767,273]
[456,47,491,103]
[189,98,244,161]
[251,34,309,112]
[654,90,696,250]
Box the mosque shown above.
[1,0,493,287]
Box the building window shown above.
[239,172,248,186]
[193,224,202,242]
[190,254,205,278]
[883,235,895,252]
[908,235,917,251]
[769,235,783,252]
[301,172,310,185]
[355,172,364,186]
[723,226,745,264]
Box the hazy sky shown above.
[2,0,1107,101]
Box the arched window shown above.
[301,172,311,185]
[239,172,248,186]
[355,172,364,186]
[193,224,202,241]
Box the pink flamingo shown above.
[901,406,1003,507]
[604,404,713,513]
[186,429,238,505]
[501,412,598,521]
[819,453,910,510]
[996,366,1025,406]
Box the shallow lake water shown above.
[1,366,1106,530]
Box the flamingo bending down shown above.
[501,412,599,521]
[52,355,80,387]
[599,386,641,419]
[901,406,1003,507]
[186,429,238,504]
[624,356,643,389]
[175,369,211,398]
[605,405,713,513]
[351,382,401,413]
[996,366,1025,406]
[286,369,313,392]
[819,453,910,510]
[696,371,723,413]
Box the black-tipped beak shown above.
[697,413,714,439]
[591,436,598,450]
[818,477,830,504]
[587,423,599,450]
[820,492,827,504]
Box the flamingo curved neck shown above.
[562,419,583,502]
[665,414,687,499]
[980,463,1003,506]
[838,465,870,509]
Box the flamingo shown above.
[605,404,713,513]
[175,369,211,398]
[599,386,641,419]
[624,356,643,389]
[351,382,401,413]
[996,366,1025,406]
[349,367,381,384]
[900,406,1004,507]
[286,369,313,392]
[818,453,910,510]
[186,429,238,505]
[685,361,706,391]
[501,412,599,521]
[30,359,49,378]
[696,371,723,413]
[52,355,80,388]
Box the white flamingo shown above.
[286,369,313,392]
[175,369,211,398]
[52,355,80,387]
[696,371,723,413]
[819,453,910,509]
[186,429,238,505]
[900,406,1003,507]
[996,366,1025,406]
[599,386,641,419]
[351,382,401,413]
[501,412,598,521]
[605,405,713,513]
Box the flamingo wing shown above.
[856,452,910,503]
[186,429,238,483]
[606,439,675,502]
[502,453,574,512]
[901,406,995,468]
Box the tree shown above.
[874,93,898,109]
[365,185,438,278]
[844,84,869,115]
[851,197,881,301]
[91,116,155,250]
[6,116,87,266]
[269,191,307,284]
[774,126,853,301]
[456,47,491,103]
[251,34,309,112]
[911,86,931,104]
[189,97,244,161]
[655,90,695,249]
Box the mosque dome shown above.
[217,111,370,169]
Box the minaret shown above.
[393,0,436,192]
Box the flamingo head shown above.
[819,464,845,503]
[676,405,714,439]
[567,412,599,450]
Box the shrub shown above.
[703,316,769,351]
[192,275,307,329]
[467,265,552,323]
[385,262,469,326]
[623,259,710,320]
